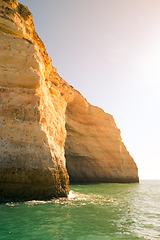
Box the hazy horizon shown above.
[19,0,160,180]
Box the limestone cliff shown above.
[0,0,74,201]
[0,0,138,201]
[65,90,139,183]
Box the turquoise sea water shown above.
[0,180,160,240]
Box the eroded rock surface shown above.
[65,90,139,183]
[0,0,139,201]
[0,0,74,200]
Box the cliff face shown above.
[0,0,138,201]
[65,90,139,183]
[0,0,74,200]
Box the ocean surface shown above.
[0,180,160,240]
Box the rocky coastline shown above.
[0,0,139,201]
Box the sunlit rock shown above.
[65,90,139,183]
[0,0,138,201]
[0,0,73,200]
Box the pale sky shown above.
[19,0,160,180]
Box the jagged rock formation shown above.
[0,0,74,201]
[65,90,139,183]
[0,0,138,201]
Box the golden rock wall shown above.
[0,0,139,201]
[0,0,71,200]
[65,90,139,183]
